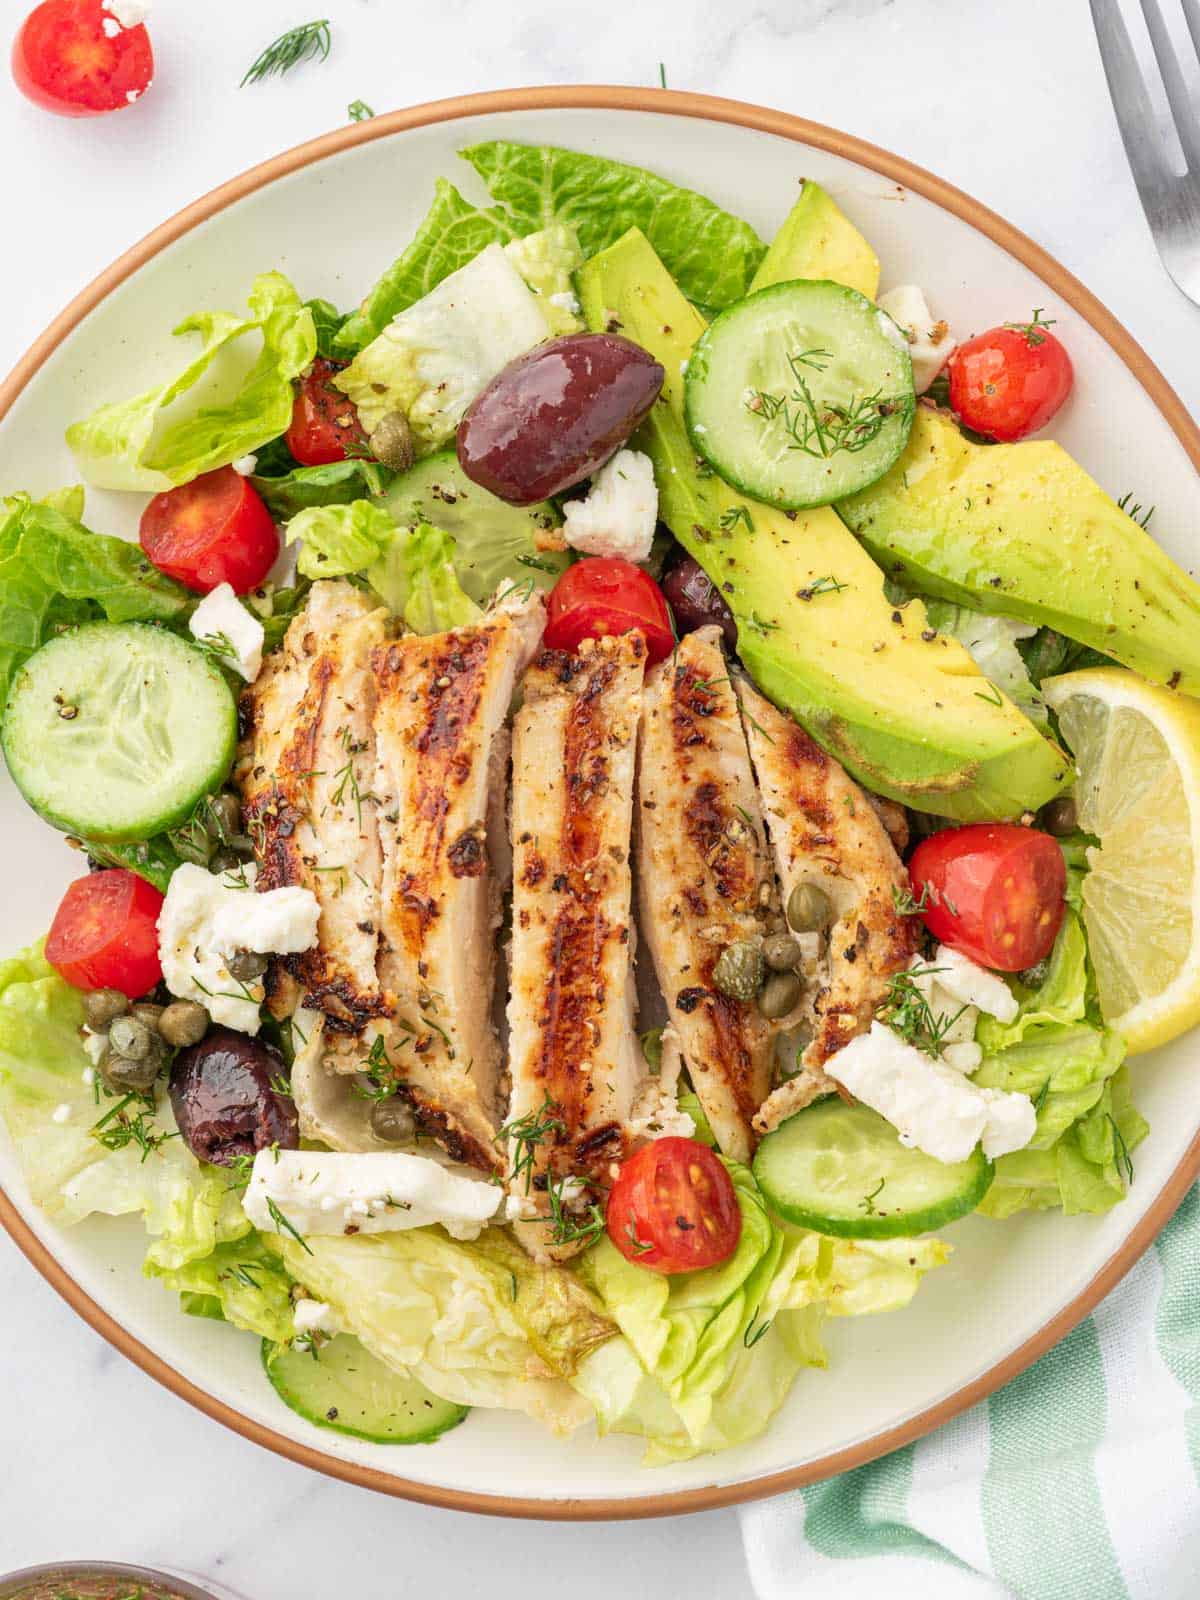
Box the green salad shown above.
[3,138,1197,1465]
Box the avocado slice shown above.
[840,408,1200,695]
[577,229,1068,820]
[749,179,880,300]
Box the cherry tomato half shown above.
[544,557,675,665]
[606,1137,742,1274]
[140,467,279,595]
[909,823,1066,972]
[947,317,1073,442]
[286,358,368,467]
[12,0,153,117]
[46,870,164,997]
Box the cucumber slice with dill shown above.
[753,1099,993,1239]
[2,622,236,842]
[684,279,915,508]
[262,1333,468,1444]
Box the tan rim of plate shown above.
[1,86,1199,1522]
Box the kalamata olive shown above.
[169,1025,298,1166]
[660,555,737,649]
[456,332,665,505]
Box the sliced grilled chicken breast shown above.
[506,633,647,1260]
[238,580,388,1040]
[348,592,546,1173]
[635,628,781,1163]
[734,678,918,1135]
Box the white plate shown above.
[2,89,1198,1519]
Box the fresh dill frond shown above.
[241,20,332,86]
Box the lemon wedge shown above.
[1043,668,1200,1054]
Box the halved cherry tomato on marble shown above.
[544,557,675,665]
[908,823,1066,972]
[606,1136,742,1274]
[947,313,1073,442]
[12,0,153,118]
[285,358,369,466]
[140,467,279,595]
[46,869,164,996]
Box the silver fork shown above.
[1090,0,1200,303]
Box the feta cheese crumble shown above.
[244,1149,503,1242]
[157,864,319,1034]
[231,454,258,477]
[931,945,1020,1023]
[292,1298,335,1339]
[877,284,955,394]
[189,582,265,682]
[52,1103,72,1125]
[824,1022,1035,1164]
[562,448,658,564]
[102,0,150,27]
[548,290,581,315]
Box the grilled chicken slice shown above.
[239,580,388,1043]
[346,592,546,1174]
[635,628,782,1163]
[734,678,918,1136]
[506,633,647,1260]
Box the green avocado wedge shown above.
[576,228,1069,820]
[749,179,880,301]
[840,407,1200,696]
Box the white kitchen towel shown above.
[739,1184,1200,1600]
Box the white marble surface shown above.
[0,0,1196,1594]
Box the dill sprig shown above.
[744,1312,773,1348]
[266,1196,313,1255]
[891,881,933,917]
[351,1033,408,1102]
[1116,491,1154,531]
[1003,308,1056,348]
[797,575,848,601]
[878,966,969,1057]
[92,1094,178,1163]
[747,347,912,462]
[497,1092,565,1193]
[545,1174,605,1248]
[241,20,332,87]
[719,504,754,535]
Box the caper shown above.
[369,410,415,472]
[786,881,833,934]
[103,1053,161,1093]
[227,833,256,860]
[712,940,765,1002]
[1040,795,1078,837]
[762,933,803,972]
[210,791,243,840]
[83,987,129,1032]
[131,1002,165,1033]
[371,1096,415,1144]
[210,848,244,875]
[109,1015,152,1061]
[1019,960,1049,990]
[227,948,269,982]
[758,970,802,1020]
[159,1000,210,1048]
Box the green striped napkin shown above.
[740,1186,1200,1599]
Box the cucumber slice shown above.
[380,450,569,603]
[684,279,915,509]
[2,622,236,843]
[753,1099,993,1239]
[262,1334,468,1444]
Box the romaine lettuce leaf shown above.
[460,141,766,311]
[252,458,392,520]
[923,601,1047,730]
[66,272,316,491]
[284,501,481,632]
[0,491,192,716]
[148,1233,297,1343]
[269,1224,611,1433]
[574,1162,947,1463]
[333,179,525,358]
[335,242,552,446]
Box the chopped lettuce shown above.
[333,179,525,358]
[504,224,584,334]
[252,458,392,520]
[923,600,1047,730]
[973,907,1146,1217]
[575,1162,947,1463]
[148,1234,297,1343]
[66,272,316,492]
[335,242,553,447]
[304,296,351,361]
[269,1225,611,1433]
[284,501,481,632]
[460,141,765,311]
[0,491,192,716]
